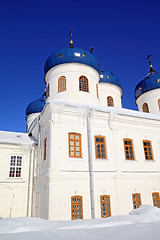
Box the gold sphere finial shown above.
[69,28,74,48]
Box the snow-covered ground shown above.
[0,205,160,240]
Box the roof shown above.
[26,94,46,117]
[135,68,160,100]
[0,131,36,145]
[44,47,100,75]
[99,70,122,88]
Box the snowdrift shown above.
[0,205,160,240]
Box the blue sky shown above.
[1,0,160,132]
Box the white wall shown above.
[45,63,100,106]
[136,88,160,115]
[98,83,123,108]
[34,101,160,220]
[0,143,35,218]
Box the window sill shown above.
[95,158,109,161]
[145,159,155,162]
[68,157,83,161]
[125,159,137,161]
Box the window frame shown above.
[152,192,160,208]
[58,76,66,93]
[132,193,141,209]
[94,136,107,159]
[100,195,111,218]
[71,195,83,220]
[143,140,153,160]
[79,75,89,92]
[107,96,114,107]
[158,99,160,111]
[142,103,149,113]
[47,84,50,98]
[123,138,135,160]
[44,137,47,161]
[96,84,99,99]
[68,133,82,158]
[9,155,23,178]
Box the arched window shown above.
[79,76,89,92]
[68,133,82,158]
[100,195,111,218]
[107,96,114,107]
[158,99,160,111]
[142,103,149,113]
[58,76,66,92]
[71,196,83,220]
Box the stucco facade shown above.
[1,40,160,220]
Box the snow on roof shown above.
[0,131,36,145]
[0,205,160,240]
[48,99,160,122]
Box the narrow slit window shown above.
[71,196,83,220]
[158,99,160,111]
[142,103,149,113]
[69,133,82,158]
[96,84,99,98]
[9,156,22,178]
[107,96,114,107]
[152,192,160,208]
[143,140,153,160]
[58,76,66,92]
[95,136,107,159]
[123,139,135,160]
[47,84,50,98]
[132,193,141,209]
[100,195,111,218]
[79,76,89,92]
[44,137,47,160]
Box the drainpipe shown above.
[26,148,33,216]
[35,120,41,217]
[87,108,95,219]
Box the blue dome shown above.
[44,47,100,75]
[135,70,160,100]
[26,94,46,117]
[99,70,122,88]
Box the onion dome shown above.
[99,70,122,88]
[44,47,100,75]
[26,93,46,117]
[44,29,100,75]
[135,56,160,100]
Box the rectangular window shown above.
[71,196,83,220]
[100,195,111,218]
[132,193,141,209]
[9,156,22,178]
[152,192,160,208]
[69,133,81,158]
[143,140,153,160]
[123,139,135,160]
[44,137,47,160]
[95,136,107,159]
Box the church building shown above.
[1,33,160,220]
